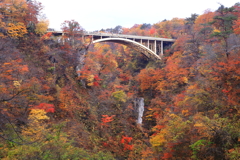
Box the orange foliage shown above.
[233,18,240,34]
[21,65,29,72]
[195,10,215,30]
[137,68,165,92]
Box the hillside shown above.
[0,1,240,159]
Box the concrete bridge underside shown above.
[92,38,161,59]
[84,33,175,60]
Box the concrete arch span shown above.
[92,38,161,60]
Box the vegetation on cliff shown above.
[0,1,240,159]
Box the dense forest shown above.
[0,0,240,159]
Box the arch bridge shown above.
[51,31,176,60]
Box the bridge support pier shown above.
[154,40,156,54]
[161,41,163,56]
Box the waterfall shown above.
[135,97,144,124]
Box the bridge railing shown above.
[84,31,121,36]
[48,30,175,42]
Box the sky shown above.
[38,0,239,31]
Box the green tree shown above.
[210,5,237,57]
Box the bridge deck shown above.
[49,31,175,42]
[85,32,175,42]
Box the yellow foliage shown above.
[7,22,27,38]
[94,43,104,49]
[35,20,49,35]
[213,29,220,33]
[112,90,127,102]
[87,82,94,86]
[194,122,204,127]
[22,109,49,139]
[13,81,21,88]
[150,130,167,147]
[28,109,49,123]
[87,74,94,86]
[182,77,188,83]
[84,36,92,43]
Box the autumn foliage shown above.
[0,1,240,160]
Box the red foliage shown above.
[101,115,115,125]
[102,142,109,147]
[162,152,173,159]
[94,75,102,81]
[92,75,102,86]
[120,136,133,151]
[222,89,230,93]
[34,103,55,113]
[149,28,156,35]
[120,136,132,144]
[93,82,100,86]
[41,32,52,40]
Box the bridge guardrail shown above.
[49,31,175,42]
